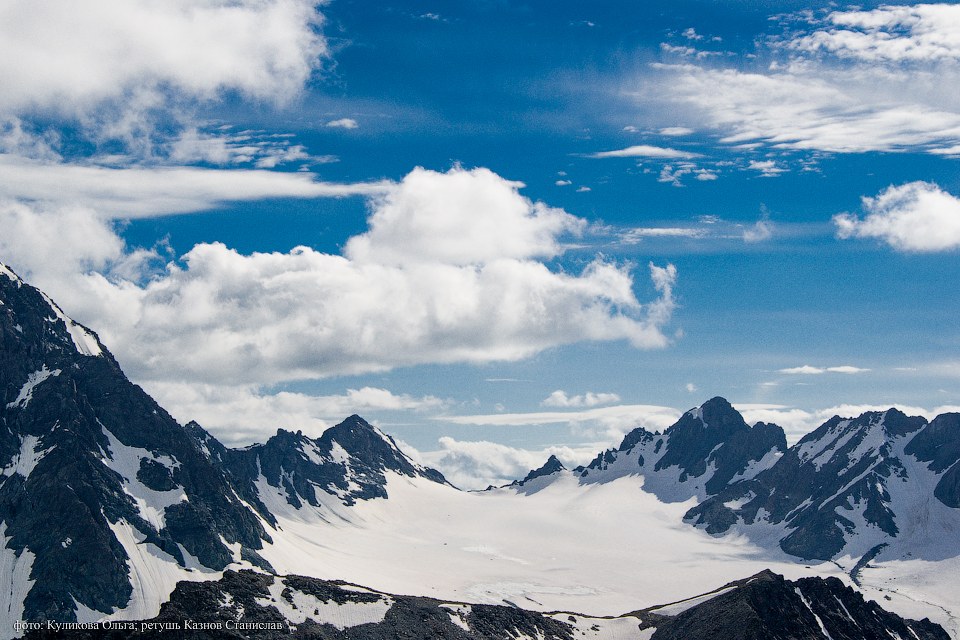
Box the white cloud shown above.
[555,179,572,186]
[167,127,313,169]
[418,438,603,491]
[682,28,704,42]
[0,1,328,165]
[326,118,359,129]
[0,0,326,115]
[659,127,695,136]
[576,186,592,192]
[834,181,960,252]
[587,145,700,159]
[743,217,773,242]
[145,383,444,446]
[0,154,389,218]
[748,160,787,177]
[443,404,681,432]
[778,365,870,375]
[685,383,697,393]
[541,390,621,408]
[790,4,960,63]
[621,227,707,243]
[736,402,960,445]
[2,166,678,388]
[651,32,960,155]
[344,167,585,266]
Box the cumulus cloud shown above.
[0,0,326,115]
[2,166,678,389]
[587,145,699,159]
[344,167,585,266]
[541,390,621,408]
[326,118,359,129]
[778,365,870,375]
[834,181,960,252]
[0,0,328,166]
[748,160,787,177]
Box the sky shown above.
[2,0,960,488]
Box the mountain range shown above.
[2,262,957,638]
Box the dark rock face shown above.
[905,413,960,507]
[560,397,787,504]
[647,570,948,640]
[0,266,270,622]
[222,414,451,511]
[685,408,954,561]
[23,570,947,640]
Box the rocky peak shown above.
[511,454,566,488]
[224,414,451,510]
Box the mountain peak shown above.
[512,454,566,488]
[690,396,747,431]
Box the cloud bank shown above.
[1,167,678,392]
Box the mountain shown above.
[509,397,787,502]
[21,569,947,639]
[0,264,271,624]
[509,396,960,566]
[506,454,566,491]
[0,263,454,629]
[220,415,451,516]
[640,569,948,640]
[686,407,960,562]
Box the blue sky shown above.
[2,0,960,487]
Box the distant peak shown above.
[338,414,375,429]
[700,396,735,412]
[514,454,566,486]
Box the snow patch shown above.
[101,428,186,532]
[6,367,60,409]
[256,576,392,628]
[647,585,737,616]
[440,603,472,631]
[724,492,756,512]
[0,523,35,639]
[104,519,216,622]
[731,447,782,482]
[299,440,325,465]
[548,613,651,640]
[1,435,52,479]
[795,586,834,639]
[0,263,21,285]
[38,291,102,357]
